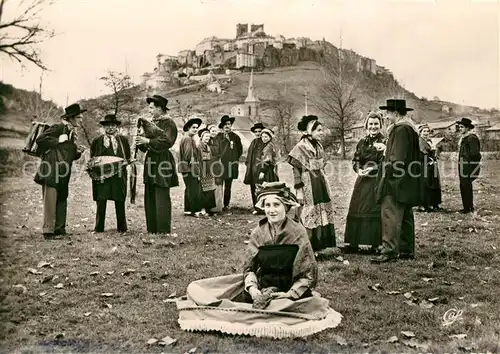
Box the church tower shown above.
[244,69,260,119]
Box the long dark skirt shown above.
[421,164,442,207]
[202,189,216,211]
[308,224,336,251]
[183,173,202,213]
[344,175,381,247]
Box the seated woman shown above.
[177,182,342,338]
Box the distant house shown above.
[484,123,500,140]
[345,122,365,141]
[427,120,456,135]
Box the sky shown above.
[1,0,499,109]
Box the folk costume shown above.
[243,122,265,209]
[179,118,203,216]
[457,118,481,213]
[198,128,217,214]
[344,131,385,251]
[90,115,130,232]
[214,115,243,210]
[138,95,179,234]
[418,125,442,211]
[34,103,85,238]
[288,116,336,252]
[257,129,279,184]
[373,100,421,263]
[177,183,342,338]
[207,127,224,213]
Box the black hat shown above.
[456,117,474,129]
[146,95,170,110]
[250,122,265,132]
[183,118,202,132]
[297,115,319,132]
[218,115,235,129]
[99,114,121,126]
[379,99,414,112]
[61,103,87,118]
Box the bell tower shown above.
[244,69,260,119]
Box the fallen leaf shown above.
[37,261,51,268]
[428,297,440,303]
[333,335,347,346]
[470,303,480,308]
[404,292,413,299]
[422,277,433,282]
[111,246,118,253]
[335,256,344,262]
[28,268,42,274]
[243,240,250,244]
[13,284,28,294]
[421,222,428,226]
[84,312,92,317]
[122,269,136,276]
[449,334,467,339]
[159,336,177,346]
[146,338,158,345]
[107,271,114,275]
[401,331,415,338]
[369,283,382,291]
[168,292,177,298]
[419,300,434,309]
[38,292,47,296]
[342,260,350,266]
[475,317,482,326]
[386,291,401,295]
[90,271,99,276]
[386,336,398,343]
[54,283,64,289]
[143,261,151,266]
[163,298,177,303]
[187,347,197,353]
[100,293,114,297]
[105,303,113,309]
[458,296,465,300]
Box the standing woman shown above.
[288,115,336,253]
[257,128,279,185]
[179,118,203,217]
[343,112,386,254]
[418,124,442,212]
[208,124,223,213]
[198,128,217,215]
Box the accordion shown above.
[86,155,127,182]
[23,122,50,157]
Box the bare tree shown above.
[0,0,55,70]
[272,89,296,154]
[99,70,134,116]
[312,44,359,159]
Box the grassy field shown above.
[0,160,499,353]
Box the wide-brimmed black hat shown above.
[250,122,265,132]
[61,103,87,118]
[146,95,170,110]
[183,118,202,132]
[379,99,414,112]
[456,117,474,129]
[99,114,121,126]
[297,115,319,132]
[218,115,235,129]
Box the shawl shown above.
[261,141,279,166]
[287,137,325,172]
[242,217,318,292]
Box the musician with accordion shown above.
[88,114,131,233]
[34,103,86,239]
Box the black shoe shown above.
[399,253,415,260]
[459,209,474,214]
[43,233,55,240]
[371,254,398,263]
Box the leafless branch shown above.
[0,0,55,70]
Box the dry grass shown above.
[0,161,499,353]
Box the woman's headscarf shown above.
[255,182,300,209]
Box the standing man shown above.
[34,103,86,239]
[456,117,481,213]
[243,122,265,214]
[90,114,130,233]
[136,95,179,234]
[372,99,422,263]
[214,115,243,212]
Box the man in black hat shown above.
[34,103,86,239]
[243,122,265,214]
[90,114,131,232]
[456,117,481,213]
[372,99,422,263]
[214,115,243,212]
[136,94,179,234]
[179,117,203,216]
